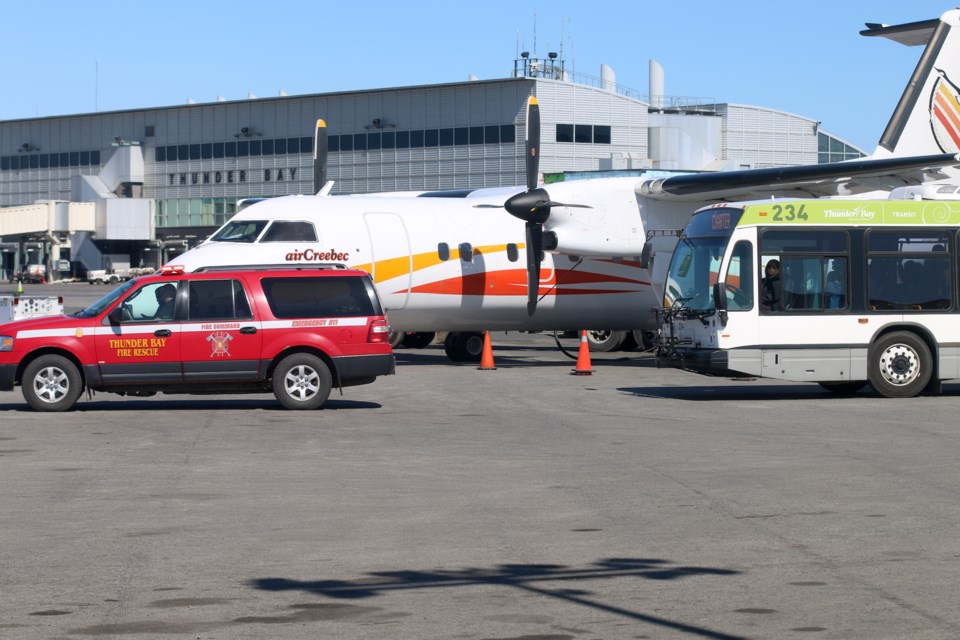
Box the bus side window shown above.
[825,262,846,309]
[725,241,754,310]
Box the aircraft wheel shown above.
[868,331,932,398]
[402,332,436,349]
[443,332,484,362]
[632,329,657,351]
[585,330,626,352]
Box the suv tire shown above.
[273,353,333,410]
[23,354,83,412]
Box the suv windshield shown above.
[209,220,268,243]
[71,279,138,318]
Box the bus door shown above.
[720,239,757,325]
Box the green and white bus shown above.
[656,198,960,397]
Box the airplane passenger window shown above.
[438,243,450,261]
[459,243,473,262]
[507,244,519,262]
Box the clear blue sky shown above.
[0,1,953,151]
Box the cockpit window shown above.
[209,220,268,243]
[260,221,318,242]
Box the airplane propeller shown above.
[502,96,589,315]
[313,118,328,195]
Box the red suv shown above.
[0,266,395,411]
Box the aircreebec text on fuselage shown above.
[285,248,351,262]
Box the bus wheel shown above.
[586,330,626,352]
[818,381,867,395]
[22,355,83,412]
[868,332,932,398]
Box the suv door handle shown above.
[240,326,257,334]
[154,329,172,337]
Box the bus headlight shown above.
[0,336,13,351]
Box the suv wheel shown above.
[22,354,83,412]
[273,353,332,410]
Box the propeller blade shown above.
[313,118,328,195]
[525,221,543,315]
[525,96,540,192]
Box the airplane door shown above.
[364,213,411,310]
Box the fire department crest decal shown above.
[206,331,233,357]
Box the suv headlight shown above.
[0,336,12,351]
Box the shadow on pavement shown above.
[0,398,382,412]
[250,557,746,640]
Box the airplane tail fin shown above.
[867,10,960,158]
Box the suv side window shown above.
[262,276,375,318]
[115,281,179,323]
[187,279,253,321]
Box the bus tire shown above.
[22,354,83,412]
[818,381,867,395]
[868,331,932,398]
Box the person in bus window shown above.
[761,259,781,311]
[825,269,844,309]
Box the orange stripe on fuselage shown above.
[353,244,516,283]
[404,268,650,296]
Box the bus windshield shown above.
[664,237,729,312]
[663,208,743,312]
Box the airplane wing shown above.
[636,153,960,201]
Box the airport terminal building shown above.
[0,58,864,279]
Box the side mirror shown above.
[712,282,729,327]
[639,243,655,270]
[108,307,124,324]
[713,282,728,311]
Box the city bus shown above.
[655,198,960,398]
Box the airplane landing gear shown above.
[443,331,484,362]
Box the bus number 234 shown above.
[772,204,808,221]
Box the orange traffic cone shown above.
[478,331,496,370]
[571,330,593,376]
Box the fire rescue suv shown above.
[0,265,395,411]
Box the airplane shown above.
[169,8,960,362]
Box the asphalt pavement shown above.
[2,283,960,639]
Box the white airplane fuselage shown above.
[172,178,677,332]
